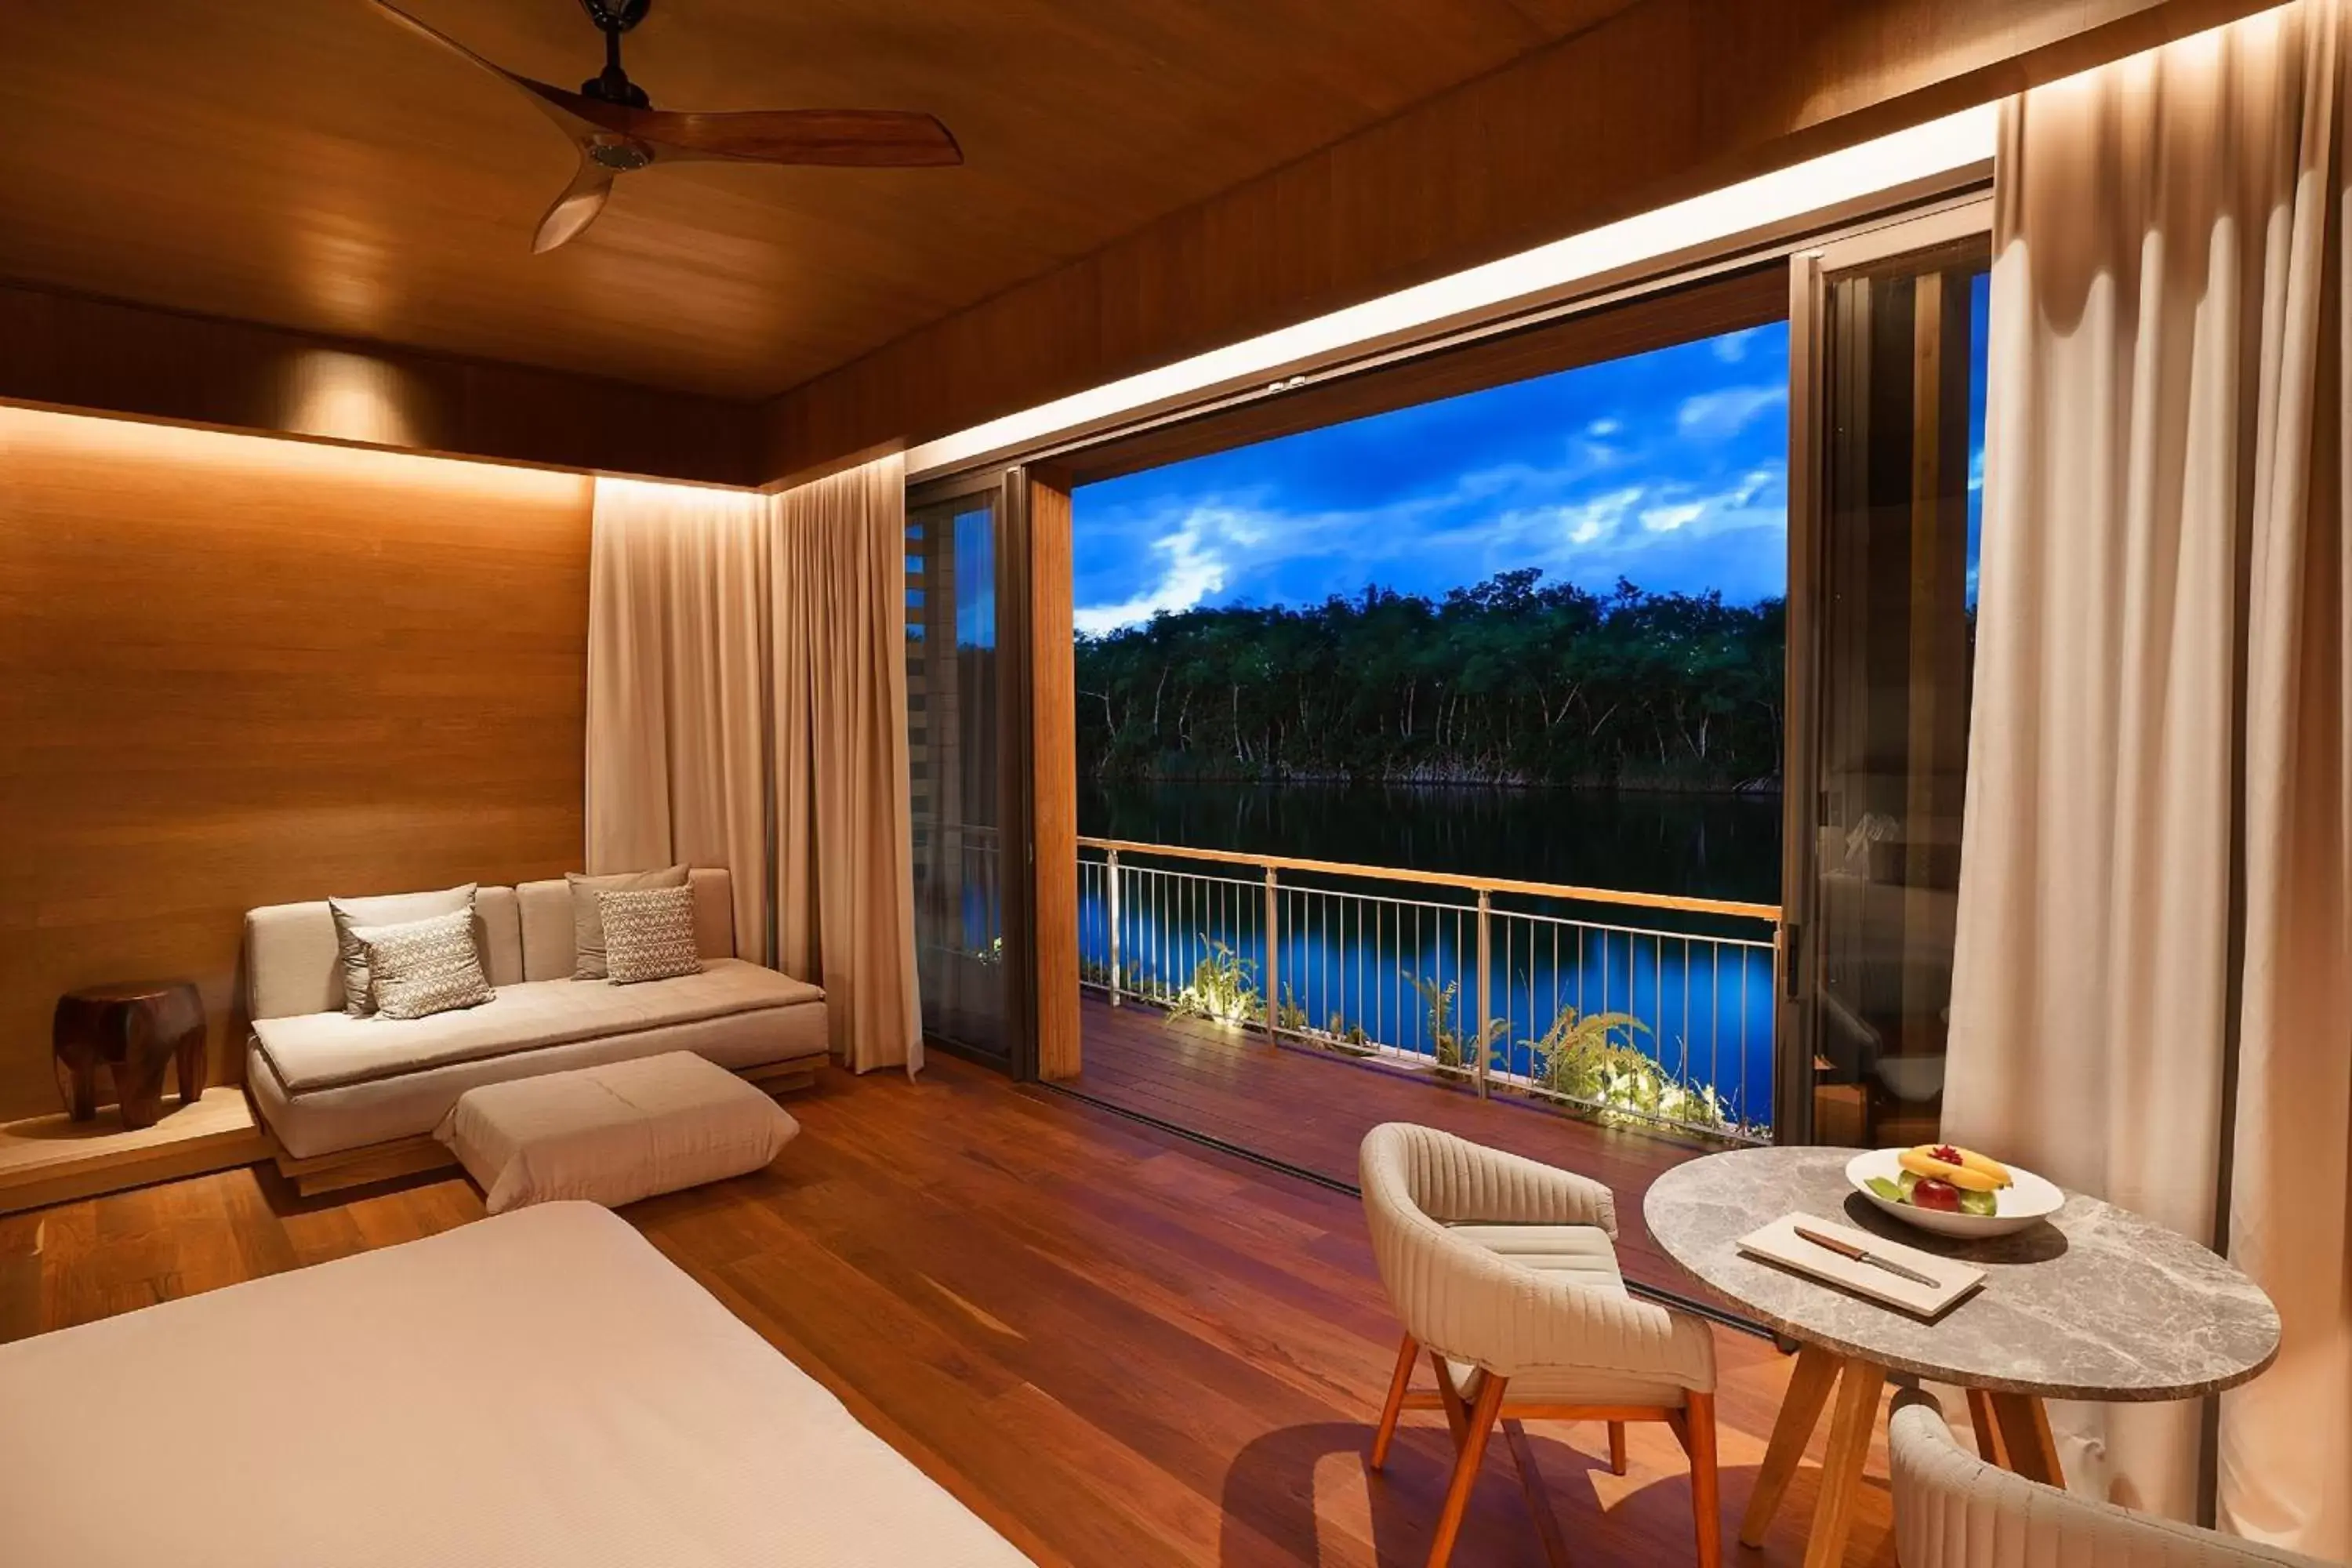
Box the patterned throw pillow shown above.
[597,885,703,985]
[351,908,496,1020]
[328,884,477,1016]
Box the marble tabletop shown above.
[1642,1147,2281,1399]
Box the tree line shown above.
[1074,571,1784,790]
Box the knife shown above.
[1793,1223,1941,1289]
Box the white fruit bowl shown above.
[1845,1148,2065,1240]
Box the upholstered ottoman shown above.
[435,1051,799,1214]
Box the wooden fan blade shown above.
[532,160,614,253]
[520,89,963,167]
[367,0,593,143]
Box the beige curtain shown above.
[586,477,771,957]
[1945,2,2350,1552]
[586,456,923,1076]
[772,454,923,1076]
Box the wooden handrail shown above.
[1076,834,1781,924]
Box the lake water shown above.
[1074,781,1785,1131]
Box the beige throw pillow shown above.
[327,884,477,1017]
[350,908,495,1020]
[566,866,688,979]
[597,885,703,985]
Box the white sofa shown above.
[244,868,828,1171]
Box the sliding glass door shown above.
[1783,201,1991,1147]
[906,476,1034,1073]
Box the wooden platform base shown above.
[274,1054,829,1198]
[0,1087,273,1216]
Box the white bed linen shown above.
[0,1202,1031,1568]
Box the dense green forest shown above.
[1074,571,1784,790]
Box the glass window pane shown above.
[1809,251,1990,1147]
[908,493,1010,1062]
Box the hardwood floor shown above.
[0,1052,1900,1568]
[1073,993,1719,1299]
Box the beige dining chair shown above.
[1889,1392,2340,1568]
[1359,1122,1721,1568]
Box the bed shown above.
[0,1202,1031,1567]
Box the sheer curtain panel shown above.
[585,456,922,1076]
[1944,3,2350,1551]
[585,477,771,957]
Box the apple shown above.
[1911,1178,1963,1212]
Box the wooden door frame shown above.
[1024,466,1080,1080]
[902,464,1079,1083]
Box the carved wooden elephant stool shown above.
[52,982,207,1130]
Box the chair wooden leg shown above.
[1739,1341,1841,1548]
[1370,1333,1419,1471]
[1686,1391,1721,1568]
[1501,1418,1571,1568]
[1430,1350,1470,1450]
[1608,1418,1628,1475]
[1427,1373,1507,1568]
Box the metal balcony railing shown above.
[1077,836,1782,1142]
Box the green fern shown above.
[1166,937,1264,1028]
[1405,972,1506,1079]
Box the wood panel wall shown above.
[0,283,761,487]
[759,0,2272,477]
[0,404,593,1120]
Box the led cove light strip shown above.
[906,104,1998,481]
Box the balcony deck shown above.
[1070,992,1723,1301]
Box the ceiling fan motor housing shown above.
[578,0,654,107]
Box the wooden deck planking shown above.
[1072,993,1722,1298]
[3,1051,1900,1568]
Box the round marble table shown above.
[1643,1147,2280,1568]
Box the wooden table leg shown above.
[1739,1341,1842,1547]
[1986,1392,2063,1488]
[1965,1388,2008,1465]
[1800,1359,1886,1568]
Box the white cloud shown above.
[1073,506,1236,635]
[1675,383,1788,442]
[1641,501,1705,533]
[1585,416,1622,437]
[1711,327,1766,365]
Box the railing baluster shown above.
[1262,866,1279,1038]
[1474,890,1492,1100]
[1106,848,1122,1007]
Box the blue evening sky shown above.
[1072,321,1793,635]
[1071,275,1987,634]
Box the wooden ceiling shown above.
[0,0,1634,400]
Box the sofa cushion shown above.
[517,871,735,982]
[353,909,495,1021]
[248,888,524,1022]
[437,1052,799,1214]
[252,958,822,1095]
[598,886,702,985]
[328,884,476,1017]
[566,866,688,979]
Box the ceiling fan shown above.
[368,0,961,253]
